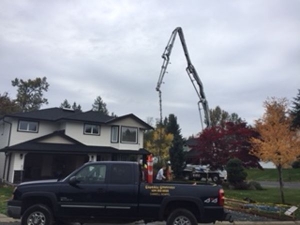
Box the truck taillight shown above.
[218,189,224,206]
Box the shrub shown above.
[226,158,247,189]
[248,181,263,190]
[233,181,249,190]
[292,160,300,169]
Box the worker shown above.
[156,165,166,182]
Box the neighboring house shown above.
[0,107,153,184]
[183,138,201,164]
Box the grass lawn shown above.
[225,188,300,205]
[225,187,300,219]
[0,185,14,215]
[245,168,300,182]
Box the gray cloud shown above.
[1,0,299,137]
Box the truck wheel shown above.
[167,208,197,225]
[21,204,53,225]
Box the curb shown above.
[0,213,20,223]
[215,222,300,225]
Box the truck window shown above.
[75,164,107,183]
[110,164,132,184]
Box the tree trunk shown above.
[277,164,285,204]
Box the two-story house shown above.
[0,107,153,184]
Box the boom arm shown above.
[156,27,211,129]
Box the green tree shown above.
[210,106,243,127]
[12,77,49,112]
[166,114,184,178]
[291,89,300,129]
[72,102,82,111]
[60,99,71,109]
[0,92,21,116]
[92,96,109,115]
[60,100,82,111]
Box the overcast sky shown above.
[1,0,299,138]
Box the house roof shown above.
[184,138,199,146]
[0,130,151,155]
[0,142,150,155]
[1,107,153,129]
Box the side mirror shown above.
[69,176,79,185]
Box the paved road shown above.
[1,221,300,225]
[259,181,300,189]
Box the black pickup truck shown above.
[7,161,232,225]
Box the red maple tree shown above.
[194,122,261,169]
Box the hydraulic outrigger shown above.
[156,27,211,130]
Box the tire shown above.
[21,204,54,225]
[166,208,198,225]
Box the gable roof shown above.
[107,113,153,129]
[2,107,153,129]
[27,130,84,145]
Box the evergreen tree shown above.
[72,102,82,111]
[92,96,109,115]
[166,114,184,178]
[210,106,243,127]
[291,89,300,129]
[60,99,71,109]
[12,77,49,112]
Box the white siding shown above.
[9,120,61,145]
[65,122,111,146]
[64,118,146,151]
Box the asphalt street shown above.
[259,181,300,189]
[1,221,300,225]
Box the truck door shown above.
[57,163,108,219]
[104,163,139,219]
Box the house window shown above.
[84,124,100,135]
[111,126,119,143]
[18,121,38,132]
[121,126,138,144]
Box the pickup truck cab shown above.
[7,161,232,225]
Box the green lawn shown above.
[225,188,300,205]
[225,187,300,219]
[0,185,14,215]
[245,168,300,182]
